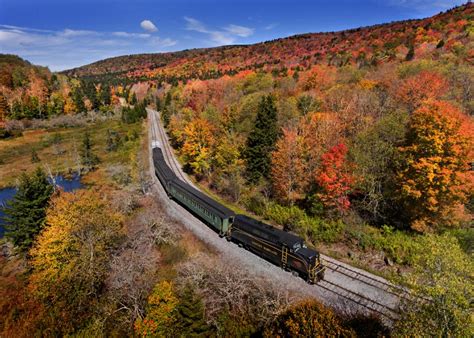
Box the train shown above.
[152,146,325,283]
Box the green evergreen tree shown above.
[244,95,279,182]
[83,81,99,110]
[162,92,172,127]
[176,285,212,336]
[3,167,54,252]
[73,88,86,113]
[130,92,137,105]
[105,129,121,151]
[155,96,162,111]
[0,92,9,122]
[405,45,415,61]
[100,85,111,106]
[31,149,40,163]
[80,132,99,170]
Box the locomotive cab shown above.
[297,247,325,283]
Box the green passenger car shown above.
[168,179,235,235]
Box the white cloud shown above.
[140,19,158,33]
[264,23,278,30]
[184,16,207,33]
[60,29,98,37]
[385,0,464,11]
[184,17,254,46]
[113,31,151,38]
[225,24,254,37]
[150,37,178,47]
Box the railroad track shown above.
[323,257,411,301]
[148,108,406,322]
[149,109,192,184]
[317,279,399,320]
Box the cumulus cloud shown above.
[184,17,254,45]
[140,20,158,33]
[0,24,177,71]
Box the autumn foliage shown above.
[28,189,123,332]
[271,128,308,204]
[263,300,354,337]
[397,100,473,232]
[315,143,354,213]
[395,71,448,109]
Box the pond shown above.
[0,175,83,238]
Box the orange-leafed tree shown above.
[396,100,473,232]
[180,117,216,177]
[396,71,448,110]
[271,128,308,205]
[299,65,335,92]
[300,112,343,178]
[315,143,354,213]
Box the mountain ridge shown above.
[62,2,473,81]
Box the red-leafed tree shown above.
[395,71,448,110]
[315,143,354,213]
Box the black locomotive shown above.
[152,146,324,283]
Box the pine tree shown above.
[3,167,54,252]
[162,92,172,127]
[176,285,212,336]
[73,88,86,114]
[130,92,137,105]
[83,81,99,110]
[244,95,279,182]
[405,45,415,61]
[80,132,99,170]
[31,149,40,163]
[100,85,111,106]
[0,92,8,124]
[155,96,162,111]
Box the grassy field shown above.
[0,119,142,189]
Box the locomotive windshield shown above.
[293,242,302,251]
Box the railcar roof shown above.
[153,148,177,181]
[234,214,303,247]
[170,179,235,219]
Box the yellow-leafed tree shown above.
[28,189,123,334]
[396,99,473,232]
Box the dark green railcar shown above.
[168,179,235,235]
[153,147,177,194]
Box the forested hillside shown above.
[65,3,473,84]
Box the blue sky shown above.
[0,0,467,71]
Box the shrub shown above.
[263,299,354,337]
[264,202,306,231]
